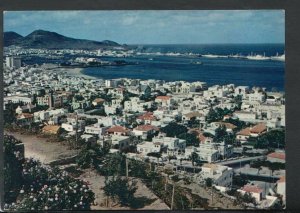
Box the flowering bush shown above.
[7,158,95,211]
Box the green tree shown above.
[190,152,199,166]
[205,178,213,187]
[76,143,104,169]
[178,133,199,147]
[103,176,137,207]
[99,153,126,176]
[4,135,24,203]
[214,125,227,142]
[161,122,188,137]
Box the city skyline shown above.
[4,10,285,44]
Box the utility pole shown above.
[165,175,168,191]
[126,158,129,178]
[75,113,78,148]
[171,183,175,210]
[211,186,214,206]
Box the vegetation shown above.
[205,107,233,123]
[254,129,285,149]
[76,142,108,169]
[103,176,137,207]
[205,178,213,187]
[190,152,199,166]
[250,159,285,171]
[178,133,199,147]
[235,192,256,206]
[160,122,188,137]
[4,135,95,211]
[4,135,24,203]
[224,117,250,131]
[214,125,236,144]
[98,153,126,176]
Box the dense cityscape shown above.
[3,45,285,210]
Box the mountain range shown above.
[4,30,121,50]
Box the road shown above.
[216,156,265,166]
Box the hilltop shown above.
[4,29,121,50]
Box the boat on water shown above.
[228,54,246,59]
[270,53,285,62]
[148,58,153,61]
[246,52,270,61]
[202,54,228,58]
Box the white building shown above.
[4,96,33,104]
[137,141,162,155]
[233,111,257,122]
[85,124,109,136]
[152,136,186,156]
[201,163,233,188]
[248,90,266,103]
[6,56,22,68]
[238,183,264,203]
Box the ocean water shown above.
[82,44,285,91]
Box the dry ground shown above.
[5,131,78,164]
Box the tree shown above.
[4,135,24,203]
[253,129,285,149]
[160,122,188,137]
[190,152,199,166]
[76,143,104,169]
[178,133,199,147]
[205,178,213,187]
[103,176,137,207]
[214,125,227,142]
[98,153,126,176]
[129,159,148,179]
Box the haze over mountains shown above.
[4,30,121,50]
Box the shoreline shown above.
[51,67,99,80]
[47,66,284,93]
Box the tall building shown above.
[5,56,22,68]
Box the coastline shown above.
[51,67,99,80]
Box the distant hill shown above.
[4,29,121,50]
[4,31,24,46]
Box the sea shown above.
[25,44,285,91]
[83,44,285,91]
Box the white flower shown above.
[84,189,87,192]
[31,188,34,191]
[30,196,33,199]
[55,197,58,201]
[20,189,24,194]
[45,206,48,210]
[65,190,68,194]
[31,207,34,210]
[73,190,76,193]
[74,205,77,208]
[79,201,82,205]
[55,194,58,197]
[33,198,37,202]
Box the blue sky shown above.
[4,10,285,44]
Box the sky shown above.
[4,10,285,44]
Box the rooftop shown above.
[241,184,263,194]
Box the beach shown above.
[51,67,98,80]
